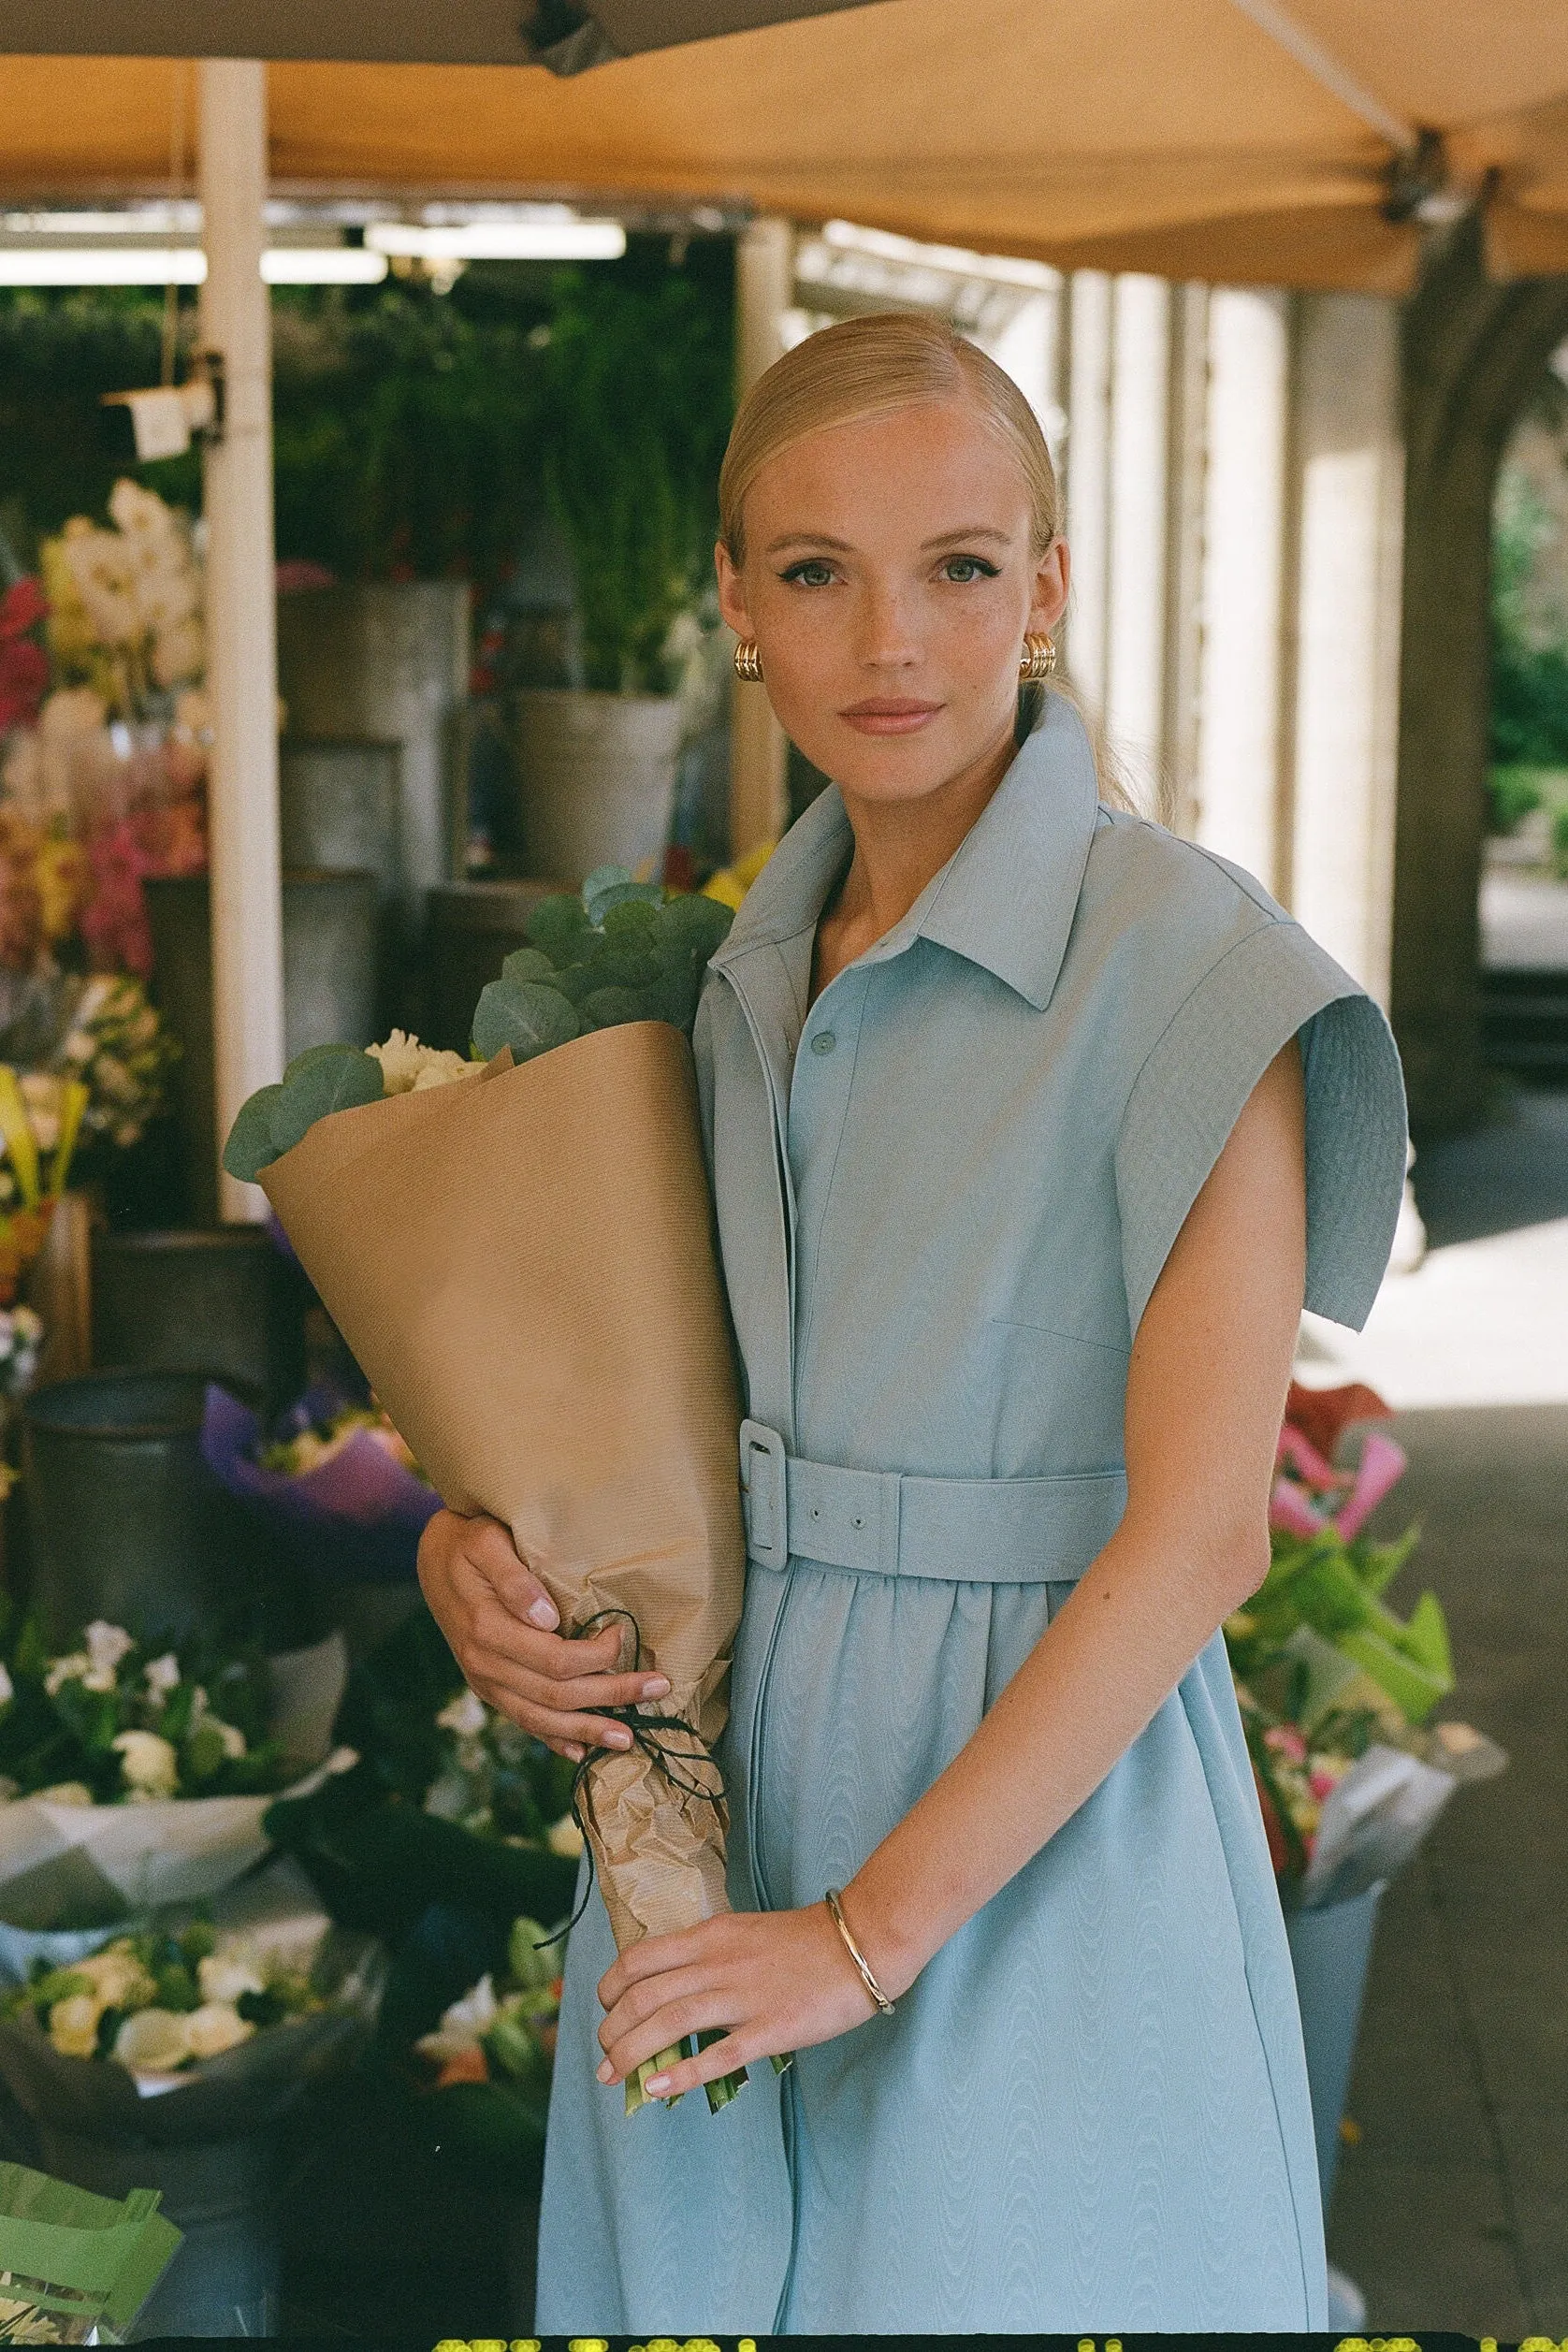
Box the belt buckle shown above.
[739,1417,789,1570]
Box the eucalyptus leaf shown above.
[269,1047,385,1154]
[222,1084,285,1183]
[601,897,660,948]
[661,891,734,957]
[500,947,559,991]
[584,865,661,925]
[472,978,584,1064]
[525,894,595,968]
[284,1040,364,1083]
[579,986,648,1030]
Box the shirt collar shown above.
[708,690,1101,1012]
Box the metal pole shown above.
[198,58,284,1222]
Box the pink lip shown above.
[839,699,944,735]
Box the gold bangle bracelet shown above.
[824,1887,896,2016]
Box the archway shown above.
[1391,216,1568,1136]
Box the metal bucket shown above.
[1284,1880,1385,2209]
[280,738,408,1027]
[514,688,683,886]
[36,2125,280,2339]
[146,869,379,1227]
[91,1225,307,1417]
[20,1371,306,1651]
[425,878,559,1055]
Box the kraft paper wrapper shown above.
[260,1023,744,1953]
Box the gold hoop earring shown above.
[1019,632,1056,681]
[733,638,762,683]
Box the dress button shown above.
[810,1030,836,1055]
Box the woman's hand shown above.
[593,1898,890,2100]
[415,1508,670,1762]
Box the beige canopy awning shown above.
[0,1,1564,293]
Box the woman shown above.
[418,314,1407,2331]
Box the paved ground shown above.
[1315,1092,1568,2334]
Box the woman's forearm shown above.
[843,1506,1264,1997]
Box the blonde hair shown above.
[719,312,1062,566]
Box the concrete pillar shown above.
[1162,282,1211,840]
[1104,276,1171,809]
[729,217,792,858]
[1289,296,1405,1005]
[1193,288,1292,888]
[199,59,284,1220]
[1063,271,1113,722]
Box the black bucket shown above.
[20,1371,311,1651]
[91,1226,307,1418]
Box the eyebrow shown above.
[763,524,1014,555]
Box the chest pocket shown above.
[981,1317,1129,1475]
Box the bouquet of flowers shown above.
[1227,1383,1504,1906]
[399,1912,563,2186]
[202,1379,440,1586]
[0,1613,352,1931]
[225,867,750,2112]
[0,1868,382,2172]
[41,484,202,720]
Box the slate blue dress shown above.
[536,692,1407,2335]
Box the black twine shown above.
[536,1607,728,1947]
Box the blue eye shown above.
[941,555,1000,583]
[780,559,836,588]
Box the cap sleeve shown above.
[1115,919,1407,1336]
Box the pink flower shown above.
[0,637,48,731]
[1331,1429,1408,1540]
[1264,1723,1307,1764]
[1285,1380,1392,1460]
[1309,1766,1343,1800]
[1275,1423,1344,1491]
[0,578,46,641]
[1269,1474,1326,1537]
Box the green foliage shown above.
[1486,765,1545,835]
[536,269,733,690]
[1490,469,1568,768]
[472,867,732,1061]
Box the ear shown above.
[715,540,755,640]
[1028,538,1070,638]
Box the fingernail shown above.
[603,1726,632,1750]
[597,2059,614,2083]
[528,1596,559,1630]
[642,1677,671,1701]
[645,2073,671,2096]
[563,1744,584,1764]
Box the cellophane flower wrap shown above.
[226,871,747,2108]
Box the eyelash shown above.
[777,554,1002,588]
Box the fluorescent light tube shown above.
[366,220,626,262]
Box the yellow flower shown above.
[185,2001,255,2059]
[48,1992,103,2060]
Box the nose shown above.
[852,579,922,672]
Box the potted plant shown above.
[516,271,732,885]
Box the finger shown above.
[455,1516,561,1631]
[599,1991,748,2084]
[457,1610,667,1708]
[616,2026,761,2101]
[595,1960,717,2052]
[598,1921,723,2010]
[457,1640,667,1718]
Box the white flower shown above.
[111,1729,179,1799]
[205,1719,247,1761]
[415,1972,498,2062]
[143,1652,181,1700]
[35,1781,93,1807]
[368,1029,477,1096]
[198,1949,266,2006]
[38,685,107,742]
[114,2008,193,2073]
[0,1665,12,1708]
[49,1992,104,2060]
[9,1308,40,1348]
[43,1654,88,1698]
[82,1621,136,1693]
[545,1811,585,1859]
[436,1690,487,1739]
[184,2001,255,2060]
[75,1943,155,2010]
[62,525,139,646]
[17,1073,61,1154]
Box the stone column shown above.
[1192,287,1291,888]
[1288,296,1406,1006]
[1063,271,1113,723]
[729,217,792,858]
[1104,275,1171,809]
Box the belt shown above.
[738,1417,1125,1584]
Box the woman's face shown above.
[716,396,1068,809]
